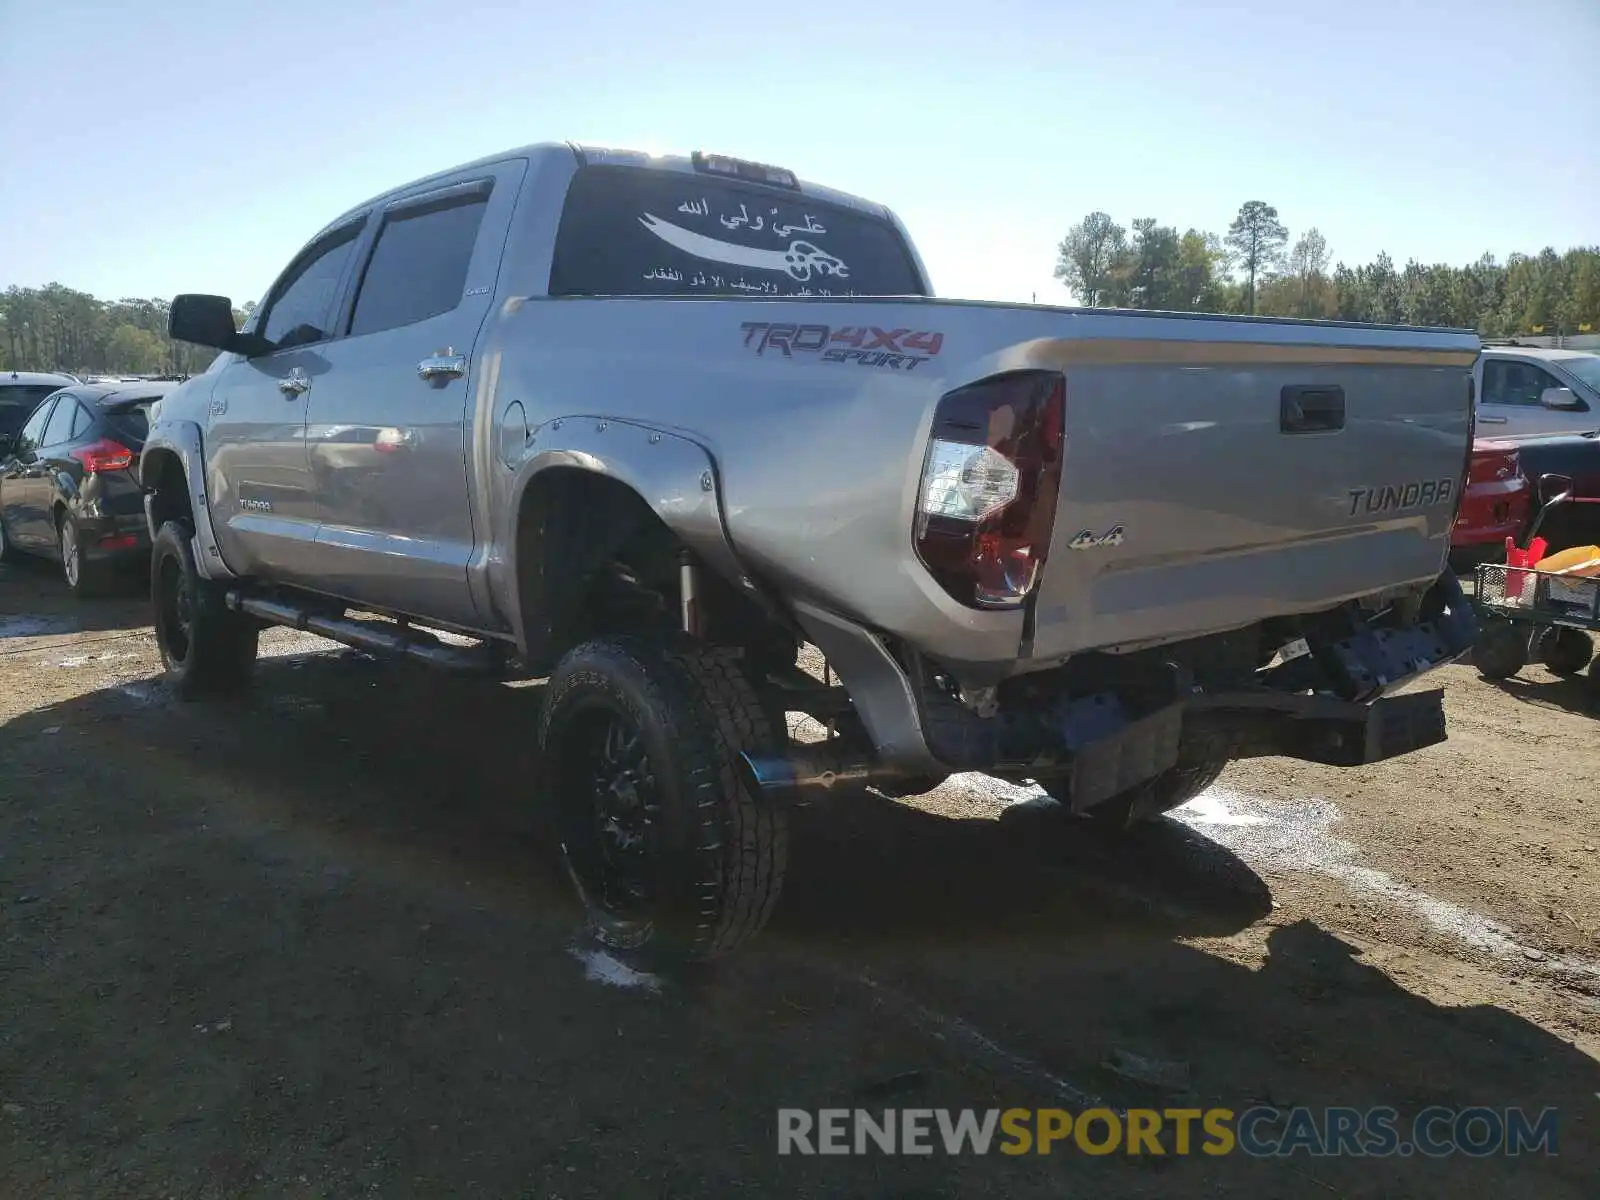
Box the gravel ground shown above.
[2,556,1597,1198]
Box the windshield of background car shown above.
[0,385,65,439]
[547,164,926,299]
[1556,355,1600,391]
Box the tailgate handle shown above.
[1280,385,1345,434]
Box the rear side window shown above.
[548,164,925,298]
[70,401,95,439]
[42,398,79,447]
[348,191,489,337]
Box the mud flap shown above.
[1056,697,1184,812]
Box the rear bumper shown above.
[76,509,150,561]
[761,573,1477,805]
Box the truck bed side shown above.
[483,297,1475,673]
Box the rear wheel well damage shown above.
[512,468,798,676]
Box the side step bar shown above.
[226,593,507,674]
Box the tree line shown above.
[0,284,255,377]
[1054,202,1600,335]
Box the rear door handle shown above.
[1477,414,1508,424]
[278,368,311,397]
[1280,385,1345,434]
[418,350,467,384]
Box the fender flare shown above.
[495,416,765,657]
[139,419,237,581]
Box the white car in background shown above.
[1474,346,1600,438]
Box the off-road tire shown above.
[151,519,258,699]
[58,512,113,599]
[540,636,788,965]
[1472,618,1531,681]
[1536,626,1595,678]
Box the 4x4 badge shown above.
[1068,525,1125,550]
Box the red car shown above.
[1450,438,1530,567]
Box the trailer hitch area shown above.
[1190,687,1448,766]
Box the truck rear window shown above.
[548,164,925,299]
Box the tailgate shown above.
[1026,333,1476,660]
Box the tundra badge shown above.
[1346,477,1455,517]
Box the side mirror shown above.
[1537,472,1574,507]
[1539,386,1582,411]
[168,293,239,350]
[169,294,276,356]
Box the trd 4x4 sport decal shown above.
[740,323,945,372]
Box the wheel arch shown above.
[138,421,237,580]
[498,418,785,670]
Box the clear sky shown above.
[2,0,1596,307]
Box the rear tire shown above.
[1537,626,1595,677]
[0,511,17,563]
[59,512,113,599]
[151,520,258,699]
[540,636,788,965]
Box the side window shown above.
[1484,360,1558,407]
[70,401,95,439]
[259,223,364,351]
[1524,366,1564,403]
[18,399,56,451]
[42,399,79,447]
[347,191,489,338]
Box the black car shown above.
[0,381,174,596]
[1514,431,1600,553]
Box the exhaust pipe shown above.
[737,745,913,799]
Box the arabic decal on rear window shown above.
[741,322,945,372]
[548,164,925,298]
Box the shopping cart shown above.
[1471,473,1600,689]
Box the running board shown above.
[226,593,507,674]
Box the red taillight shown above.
[70,437,135,473]
[1467,440,1524,485]
[913,371,1065,609]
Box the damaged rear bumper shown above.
[747,572,1478,805]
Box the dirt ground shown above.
[2,556,1597,1199]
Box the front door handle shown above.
[278,368,311,398]
[418,350,467,385]
[1477,414,1508,424]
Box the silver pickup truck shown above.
[145,142,1479,963]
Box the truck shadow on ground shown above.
[3,648,1597,1197]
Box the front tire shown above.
[540,637,788,965]
[150,520,258,699]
